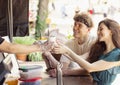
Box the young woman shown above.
[53,19,120,85]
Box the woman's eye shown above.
[100,28,103,31]
[98,27,103,31]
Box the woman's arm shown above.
[63,68,89,76]
[68,49,120,72]
[53,44,120,72]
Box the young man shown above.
[42,12,97,77]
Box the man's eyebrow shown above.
[76,22,82,24]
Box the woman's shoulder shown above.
[116,48,120,52]
[112,48,120,54]
[100,48,120,61]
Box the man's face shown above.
[73,21,90,44]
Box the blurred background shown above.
[1,0,120,39]
[29,0,120,38]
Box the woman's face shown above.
[98,23,112,42]
[73,21,89,43]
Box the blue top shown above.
[91,48,120,85]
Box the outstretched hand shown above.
[34,40,54,52]
[52,41,69,55]
[34,37,68,53]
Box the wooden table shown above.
[41,75,94,85]
[18,61,95,85]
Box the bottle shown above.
[48,36,58,46]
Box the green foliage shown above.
[13,36,36,45]
[67,34,73,39]
[35,15,47,40]
[28,52,43,61]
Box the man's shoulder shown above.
[65,39,75,45]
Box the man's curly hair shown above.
[73,13,93,28]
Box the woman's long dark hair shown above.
[88,19,120,63]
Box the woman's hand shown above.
[52,41,70,55]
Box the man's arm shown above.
[0,39,54,54]
[63,52,89,61]
[0,40,40,54]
